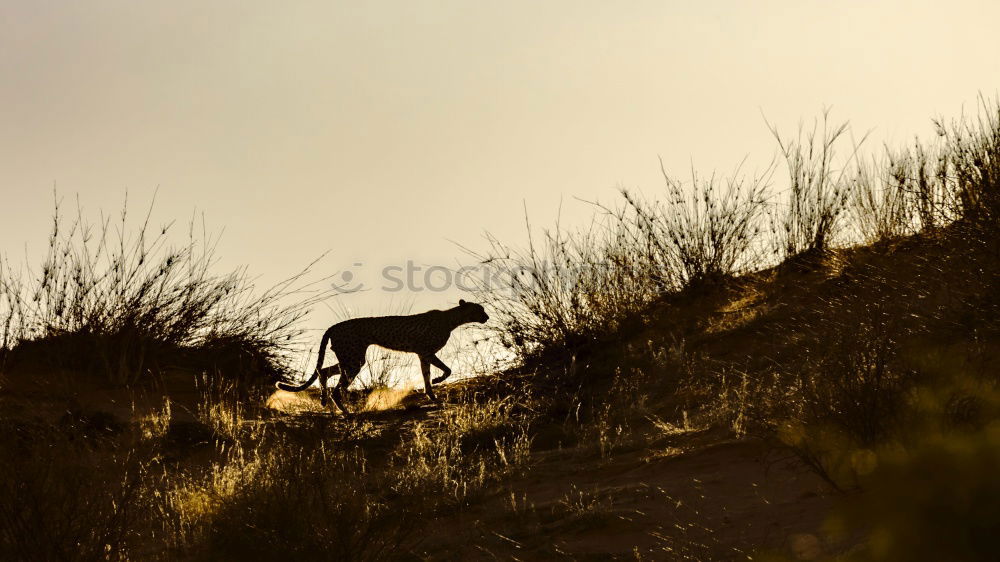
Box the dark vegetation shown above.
[1,98,998,560]
[0,198,325,388]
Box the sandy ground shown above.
[417,426,835,560]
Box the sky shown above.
[1,1,998,378]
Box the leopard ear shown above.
[459,299,466,306]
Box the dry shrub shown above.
[469,216,653,362]
[801,318,906,447]
[686,366,796,438]
[194,371,269,442]
[849,153,918,243]
[0,194,328,386]
[885,140,957,232]
[619,158,773,289]
[934,95,1000,228]
[857,96,1000,240]
[769,111,866,258]
[529,358,660,458]
[471,160,772,366]
[444,395,522,447]
[392,395,532,505]
[776,310,912,491]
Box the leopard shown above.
[276,299,489,413]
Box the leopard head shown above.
[458,299,489,323]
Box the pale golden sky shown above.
[1,0,998,330]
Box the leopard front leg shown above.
[428,354,453,384]
[419,356,440,403]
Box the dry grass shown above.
[0,193,329,386]
[469,160,774,366]
[0,372,537,559]
[849,153,917,243]
[0,423,147,561]
[769,110,867,258]
[619,157,774,289]
[391,394,533,505]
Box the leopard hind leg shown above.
[331,353,363,415]
[317,364,339,407]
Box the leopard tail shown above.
[275,330,330,392]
